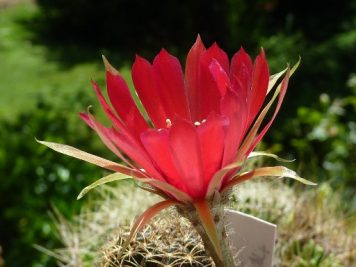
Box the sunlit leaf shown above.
[222,165,316,192]
[206,160,243,198]
[268,68,287,94]
[238,58,301,158]
[238,68,290,157]
[290,57,301,75]
[77,172,132,199]
[102,55,120,75]
[248,151,295,162]
[36,139,142,176]
[140,178,192,203]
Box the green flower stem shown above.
[194,214,235,267]
[177,200,235,267]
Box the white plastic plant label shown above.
[225,209,276,267]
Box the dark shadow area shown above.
[20,0,355,101]
[23,0,231,68]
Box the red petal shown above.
[248,49,269,126]
[87,82,163,179]
[188,43,230,121]
[132,55,167,128]
[220,90,248,165]
[91,81,142,146]
[85,113,138,171]
[79,112,94,129]
[185,35,206,122]
[105,69,148,137]
[108,128,165,181]
[141,129,189,194]
[209,59,230,95]
[80,113,146,174]
[91,81,122,126]
[204,42,229,73]
[197,113,227,186]
[237,68,290,159]
[168,118,204,199]
[194,51,225,121]
[230,47,253,97]
[152,49,191,121]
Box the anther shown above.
[166,118,172,128]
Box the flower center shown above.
[165,118,207,128]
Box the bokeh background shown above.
[0,0,355,266]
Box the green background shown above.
[0,0,355,266]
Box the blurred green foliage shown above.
[0,3,103,120]
[0,92,110,267]
[283,86,356,188]
[0,0,355,266]
[285,240,343,267]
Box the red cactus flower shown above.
[39,36,314,266]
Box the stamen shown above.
[166,118,172,128]
[194,121,201,126]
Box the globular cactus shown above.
[100,210,214,267]
[44,181,355,267]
